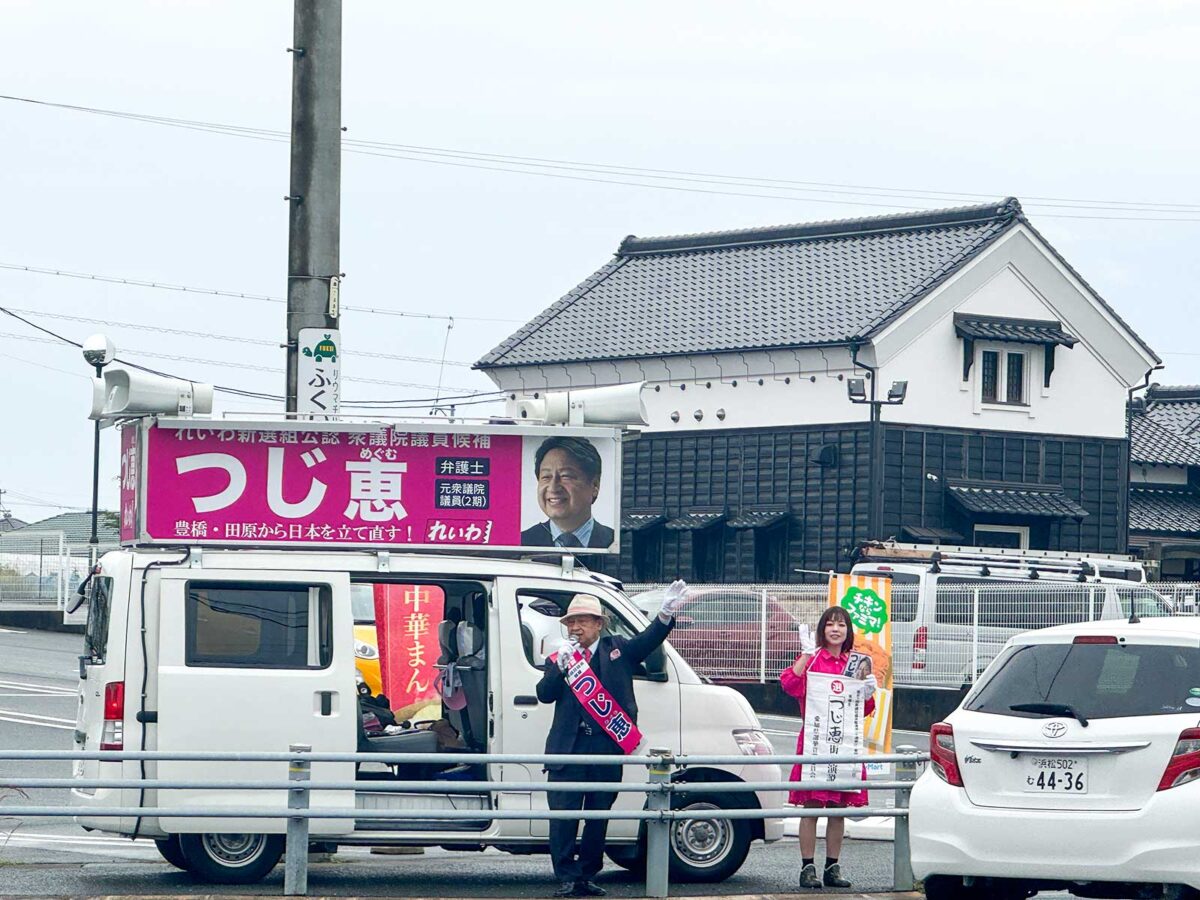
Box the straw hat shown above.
[559,594,604,622]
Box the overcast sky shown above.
[1,1,1197,524]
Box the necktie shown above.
[583,647,592,663]
[557,532,582,548]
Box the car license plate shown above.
[1023,755,1088,793]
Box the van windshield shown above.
[966,641,1200,720]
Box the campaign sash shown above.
[801,672,867,786]
[560,647,643,754]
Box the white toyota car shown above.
[910,616,1200,899]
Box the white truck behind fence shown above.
[626,581,1200,686]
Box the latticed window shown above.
[981,351,999,403]
[1006,352,1025,403]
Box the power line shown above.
[0,305,504,406]
[0,262,523,325]
[3,94,1199,221]
[0,330,486,393]
[3,306,473,367]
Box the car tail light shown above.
[929,722,963,787]
[1158,728,1200,791]
[1073,635,1118,644]
[912,626,927,669]
[101,681,124,751]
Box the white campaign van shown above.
[850,542,1172,689]
[70,382,783,886]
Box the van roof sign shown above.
[119,418,623,554]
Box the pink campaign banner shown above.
[142,424,525,548]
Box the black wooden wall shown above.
[614,422,1129,583]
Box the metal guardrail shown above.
[0,746,928,897]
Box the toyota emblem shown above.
[1042,721,1068,739]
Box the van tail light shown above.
[1157,728,1200,791]
[1073,635,1118,644]
[100,681,124,751]
[929,723,963,787]
[912,626,928,669]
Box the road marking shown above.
[0,626,27,633]
[0,708,76,730]
[0,678,77,696]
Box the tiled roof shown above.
[1129,487,1200,535]
[726,509,789,530]
[946,479,1089,519]
[478,200,1023,368]
[1130,414,1200,467]
[620,512,666,532]
[953,313,1077,347]
[22,510,120,545]
[1145,385,1200,438]
[0,515,28,533]
[664,510,727,531]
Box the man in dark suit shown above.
[536,582,688,897]
[521,436,614,549]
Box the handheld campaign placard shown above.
[800,672,869,786]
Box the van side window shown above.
[855,571,919,623]
[515,589,643,672]
[186,582,332,669]
[83,576,114,663]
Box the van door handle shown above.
[318,691,334,716]
[513,695,538,706]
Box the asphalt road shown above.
[0,628,1082,898]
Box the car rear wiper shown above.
[1009,702,1089,727]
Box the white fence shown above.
[626,581,1200,687]
[0,530,116,616]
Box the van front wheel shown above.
[667,797,752,883]
[178,832,284,884]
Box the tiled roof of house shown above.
[479,197,1159,370]
[1130,413,1200,467]
[1129,487,1200,535]
[946,479,1089,519]
[478,199,1024,368]
[0,515,28,532]
[22,510,120,545]
[1144,385,1200,438]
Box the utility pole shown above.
[285,0,342,415]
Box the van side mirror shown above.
[66,573,92,615]
[641,646,668,682]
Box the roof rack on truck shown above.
[853,540,1146,583]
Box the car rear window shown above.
[966,641,1200,719]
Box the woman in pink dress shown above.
[779,605,877,890]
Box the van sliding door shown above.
[155,569,355,836]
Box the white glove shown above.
[658,579,690,619]
[798,623,816,656]
[557,642,579,673]
[862,674,878,697]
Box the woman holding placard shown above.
[780,605,877,890]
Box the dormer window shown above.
[955,313,1077,407]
